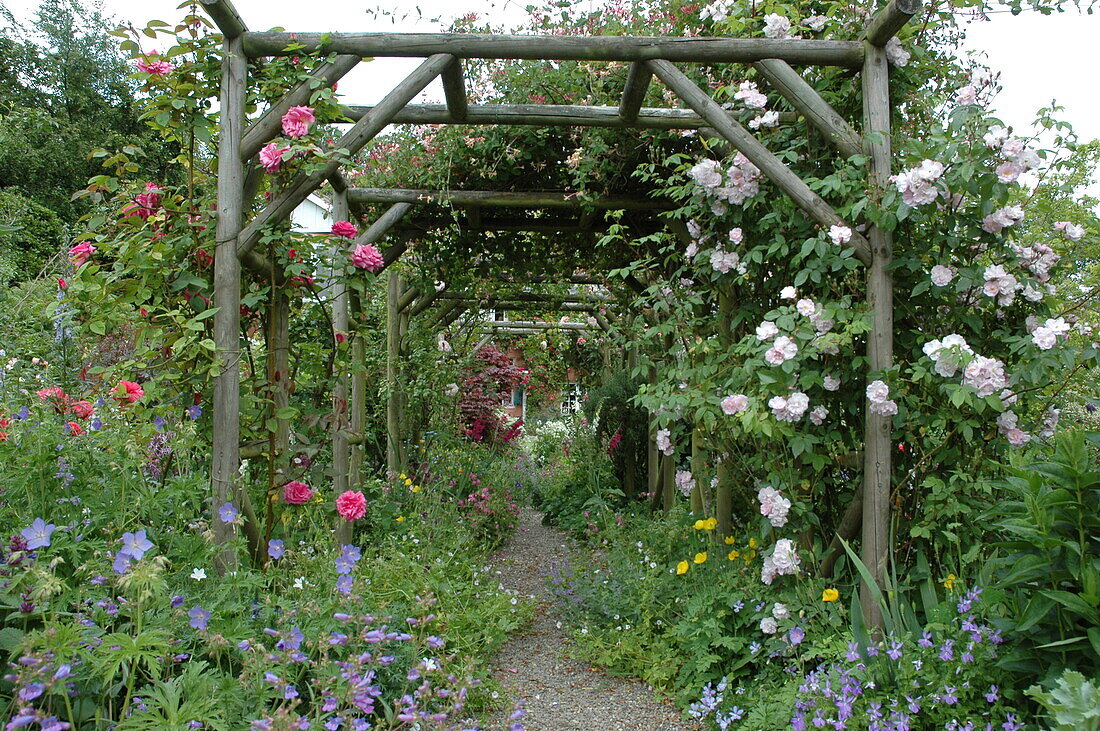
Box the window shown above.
[561,383,584,414]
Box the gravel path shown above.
[483,507,700,731]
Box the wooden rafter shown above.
[347,188,672,210]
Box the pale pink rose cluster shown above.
[962,355,1008,397]
[982,264,1021,305]
[761,538,801,585]
[720,394,749,414]
[890,159,944,206]
[1031,317,1070,350]
[996,411,1031,447]
[762,13,791,39]
[955,85,978,106]
[687,154,761,213]
[760,616,778,634]
[710,248,742,274]
[758,486,791,528]
[765,336,798,366]
[866,380,899,417]
[780,286,797,300]
[768,392,809,422]
[749,110,779,130]
[1053,221,1085,241]
[656,428,674,456]
[1039,407,1060,439]
[733,80,768,110]
[828,225,852,245]
[756,320,780,341]
[930,264,955,287]
[675,470,695,497]
[700,0,735,22]
[987,132,1041,184]
[809,405,829,425]
[922,334,973,377]
[885,37,910,66]
[982,205,1024,235]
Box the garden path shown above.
[484,507,699,731]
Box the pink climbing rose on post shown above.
[331,221,359,239]
[283,480,314,505]
[350,243,384,272]
[69,242,96,267]
[259,143,290,173]
[335,490,367,521]
[281,106,315,138]
[136,51,173,75]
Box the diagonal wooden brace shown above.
[752,58,863,159]
[241,54,361,161]
[441,57,468,122]
[647,58,871,266]
[237,53,455,257]
[619,61,652,123]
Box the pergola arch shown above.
[200,0,921,626]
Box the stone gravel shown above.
[483,507,701,731]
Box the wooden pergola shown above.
[200,0,921,627]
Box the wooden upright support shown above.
[211,33,246,571]
[860,40,896,632]
[331,190,352,544]
[386,269,404,475]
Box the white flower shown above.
[1053,221,1085,241]
[191,568,207,581]
[756,320,779,341]
[765,336,798,366]
[1031,327,1056,350]
[675,470,695,497]
[930,265,955,287]
[656,428,674,456]
[823,375,841,392]
[763,13,791,39]
[796,298,817,317]
[885,37,909,66]
[685,241,699,259]
[962,355,1008,397]
[760,616,779,634]
[769,392,809,422]
[728,227,744,244]
[733,80,768,109]
[689,159,723,190]
[805,15,827,31]
[809,405,828,426]
[866,380,890,404]
[829,225,852,244]
[772,602,790,620]
[955,85,978,106]
[758,486,791,528]
[721,394,749,414]
[780,286,797,300]
[445,383,460,397]
[748,111,779,129]
[293,577,305,589]
[710,248,741,273]
[984,127,1009,149]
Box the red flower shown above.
[65,421,83,436]
[283,480,314,505]
[69,401,94,420]
[114,381,144,404]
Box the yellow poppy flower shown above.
[822,588,840,602]
[410,485,420,493]
[404,478,413,487]
[723,536,735,545]
[703,518,717,530]
[743,549,756,563]
[944,573,957,590]
[748,537,759,549]
[693,519,706,530]
[396,516,405,522]
[676,561,689,575]
[727,550,740,561]
[399,473,407,480]
[694,552,707,564]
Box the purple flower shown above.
[337,574,354,595]
[188,606,211,631]
[112,551,134,575]
[334,555,355,575]
[1002,714,1024,731]
[939,639,954,662]
[121,529,153,560]
[238,640,251,651]
[53,664,71,680]
[187,405,202,420]
[90,575,106,585]
[733,600,744,612]
[153,416,166,432]
[218,502,238,523]
[941,685,959,705]
[918,630,933,648]
[171,595,185,608]
[268,539,285,560]
[886,640,903,660]
[845,642,861,663]
[285,685,299,700]
[788,627,805,645]
[21,518,56,550]
[340,544,361,562]
[18,682,44,701]
[40,718,69,731]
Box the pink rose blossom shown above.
[259,143,290,174]
[283,480,314,505]
[335,490,367,521]
[1053,221,1085,241]
[114,380,144,404]
[281,106,316,139]
[955,85,978,106]
[930,265,955,287]
[720,394,749,414]
[69,242,96,267]
[828,225,852,245]
[136,51,173,75]
[331,221,358,239]
[350,243,384,272]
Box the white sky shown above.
[8,0,1099,158]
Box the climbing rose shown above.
[769,392,809,422]
[823,375,840,391]
[762,13,791,39]
[733,80,768,109]
[721,394,749,414]
[779,286,797,300]
[259,143,290,173]
[350,243,384,272]
[885,37,909,66]
[69,242,96,267]
[675,470,695,497]
[761,539,801,585]
[795,298,816,317]
[765,336,798,365]
[283,481,314,505]
[961,355,1008,397]
[923,335,973,378]
[996,411,1031,447]
[136,51,173,75]
[755,320,779,341]
[828,225,852,244]
[335,490,367,521]
[1053,221,1085,241]
[710,248,740,273]
[656,428,673,456]
[890,159,943,206]
[955,85,978,106]
[281,106,315,138]
[331,221,358,239]
[758,486,791,528]
[930,265,955,287]
[809,405,828,425]
[114,381,144,404]
[760,617,778,634]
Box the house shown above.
[291,194,332,233]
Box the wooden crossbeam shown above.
[347,188,671,210]
[397,285,420,312]
[862,0,923,46]
[437,291,612,304]
[407,285,447,318]
[481,320,591,331]
[241,33,865,67]
[647,59,872,266]
[199,0,247,38]
[395,218,605,234]
[236,53,454,257]
[355,202,413,244]
[619,62,652,123]
[752,59,863,159]
[241,54,361,160]
[441,58,469,122]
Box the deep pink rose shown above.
[136,51,173,75]
[259,143,290,174]
[335,490,366,522]
[350,243,383,272]
[281,106,315,139]
[126,183,163,220]
[69,242,96,267]
[69,401,95,420]
[283,480,314,505]
[114,380,144,404]
[331,221,358,239]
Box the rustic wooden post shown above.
[386,268,404,475]
[715,289,735,539]
[263,287,291,548]
[211,32,246,572]
[858,1,918,628]
[331,190,352,544]
[349,291,366,488]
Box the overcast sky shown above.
[9,0,1099,158]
